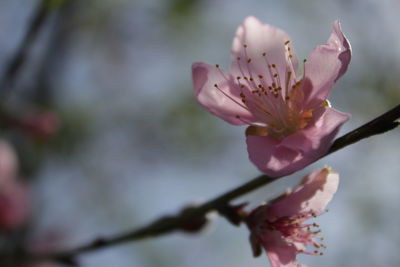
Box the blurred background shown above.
[0,0,399,266]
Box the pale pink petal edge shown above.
[192,62,256,125]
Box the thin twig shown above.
[8,104,397,266]
[0,0,67,100]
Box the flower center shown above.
[267,211,326,256]
[214,41,314,138]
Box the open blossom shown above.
[192,16,351,177]
[246,168,339,267]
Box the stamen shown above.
[213,84,249,110]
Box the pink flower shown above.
[246,168,339,267]
[0,140,18,182]
[0,140,30,230]
[192,17,351,177]
[0,179,30,230]
[19,111,61,140]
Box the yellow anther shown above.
[321,99,332,107]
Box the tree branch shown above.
[0,0,70,100]
[6,104,400,266]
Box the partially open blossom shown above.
[192,16,351,176]
[19,111,60,140]
[0,140,18,182]
[246,168,339,267]
[0,179,30,230]
[0,140,29,230]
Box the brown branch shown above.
[6,104,400,266]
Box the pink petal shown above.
[302,20,351,108]
[246,107,349,177]
[230,16,298,88]
[192,62,257,125]
[266,168,339,220]
[262,230,300,267]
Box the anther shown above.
[284,40,291,45]
[258,75,263,79]
[237,56,241,60]
[243,44,248,48]
[247,58,252,63]
[214,84,218,88]
[262,52,266,56]
[271,64,276,68]
[288,54,293,58]
[303,59,307,63]
[235,115,240,119]
[215,64,220,68]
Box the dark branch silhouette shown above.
[4,104,398,266]
[0,0,70,101]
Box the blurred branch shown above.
[0,0,69,101]
[5,104,400,266]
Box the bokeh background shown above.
[0,0,399,266]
